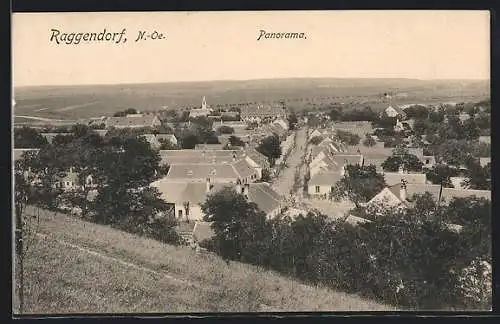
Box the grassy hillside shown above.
[14,78,489,120]
[17,207,396,314]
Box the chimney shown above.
[400,179,407,201]
[69,166,74,174]
[206,177,212,193]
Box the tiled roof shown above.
[167,164,240,181]
[309,171,343,186]
[231,159,258,179]
[195,144,226,150]
[105,115,159,128]
[247,183,282,214]
[383,172,427,186]
[388,183,442,203]
[441,188,491,201]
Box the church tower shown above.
[201,96,207,109]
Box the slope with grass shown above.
[18,206,396,314]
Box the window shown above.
[315,186,320,193]
[185,209,190,216]
[66,181,70,186]
[426,159,430,164]
[178,209,183,218]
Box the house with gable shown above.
[366,180,491,212]
[385,105,406,119]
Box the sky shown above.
[12,11,490,87]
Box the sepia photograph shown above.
[12,10,491,314]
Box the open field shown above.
[17,206,396,314]
[14,78,489,120]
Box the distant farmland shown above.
[14,78,489,120]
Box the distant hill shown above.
[14,78,489,120]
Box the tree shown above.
[179,132,199,149]
[424,164,458,188]
[404,105,429,119]
[229,135,245,147]
[381,149,423,172]
[462,119,480,141]
[257,134,282,167]
[362,135,376,147]
[113,108,137,117]
[309,136,324,145]
[201,187,269,262]
[217,125,235,135]
[336,130,361,146]
[328,107,343,121]
[287,113,299,130]
[462,161,491,190]
[412,119,427,137]
[14,127,48,148]
[330,164,386,208]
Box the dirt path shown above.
[271,128,307,197]
[36,233,192,285]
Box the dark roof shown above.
[105,115,160,128]
[309,171,343,186]
[247,183,282,214]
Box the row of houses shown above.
[152,148,282,221]
[305,127,490,208]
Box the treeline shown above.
[14,124,182,245]
[201,188,491,310]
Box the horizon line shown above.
[13,76,489,89]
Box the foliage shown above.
[228,135,245,147]
[287,113,299,130]
[217,125,235,135]
[381,149,423,172]
[424,164,458,187]
[14,127,48,148]
[257,134,282,167]
[336,130,361,146]
[362,135,376,147]
[461,161,491,190]
[309,136,324,145]
[202,184,491,310]
[113,108,138,117]
[201,187,269,264]
[330,164,386,208]
[404,105,430,119]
